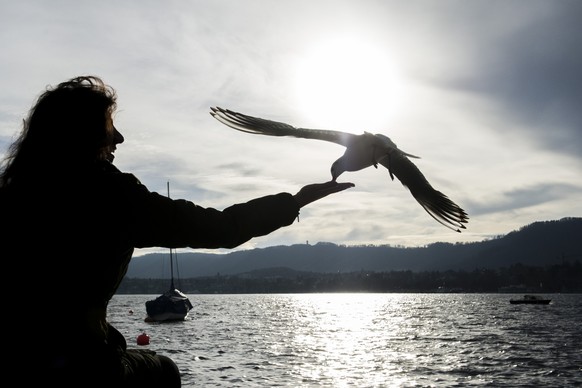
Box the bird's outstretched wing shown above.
[380,154,468,232]
[210,106,357,146]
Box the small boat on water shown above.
[145,284,193,322]
[144,182,193,322]
[509,294,551,305]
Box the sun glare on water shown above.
[293,36,405,132]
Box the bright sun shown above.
[293,36,405,131]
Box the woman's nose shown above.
[113,126,124,144]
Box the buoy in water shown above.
[137,332,150,345]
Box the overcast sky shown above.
[1,0,581,255]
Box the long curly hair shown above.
[0,76,118,186]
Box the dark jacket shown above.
[1,160,298,358]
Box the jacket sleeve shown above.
[115,172,300,249]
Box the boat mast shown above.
[167,181,175,290]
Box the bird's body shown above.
[210,106,468,232]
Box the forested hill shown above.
[125,217,581,279]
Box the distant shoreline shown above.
[118,261,582,294]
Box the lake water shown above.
[108,293,582,387]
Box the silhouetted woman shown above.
[0,76,353,387]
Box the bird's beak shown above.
[330,170,338,182]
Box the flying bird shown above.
[210,106,468,232]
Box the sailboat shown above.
[144,182,193,322]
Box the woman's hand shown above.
[293,181,355,208]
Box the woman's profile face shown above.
[106,126,124,162]
[99,114,124,162]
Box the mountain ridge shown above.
[125,217,582,279]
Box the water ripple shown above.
[109,293,582,387]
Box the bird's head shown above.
[330,160,344,181]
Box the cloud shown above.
[424,1,582,157]
[466,182,582,216]
[1,0,581,252]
